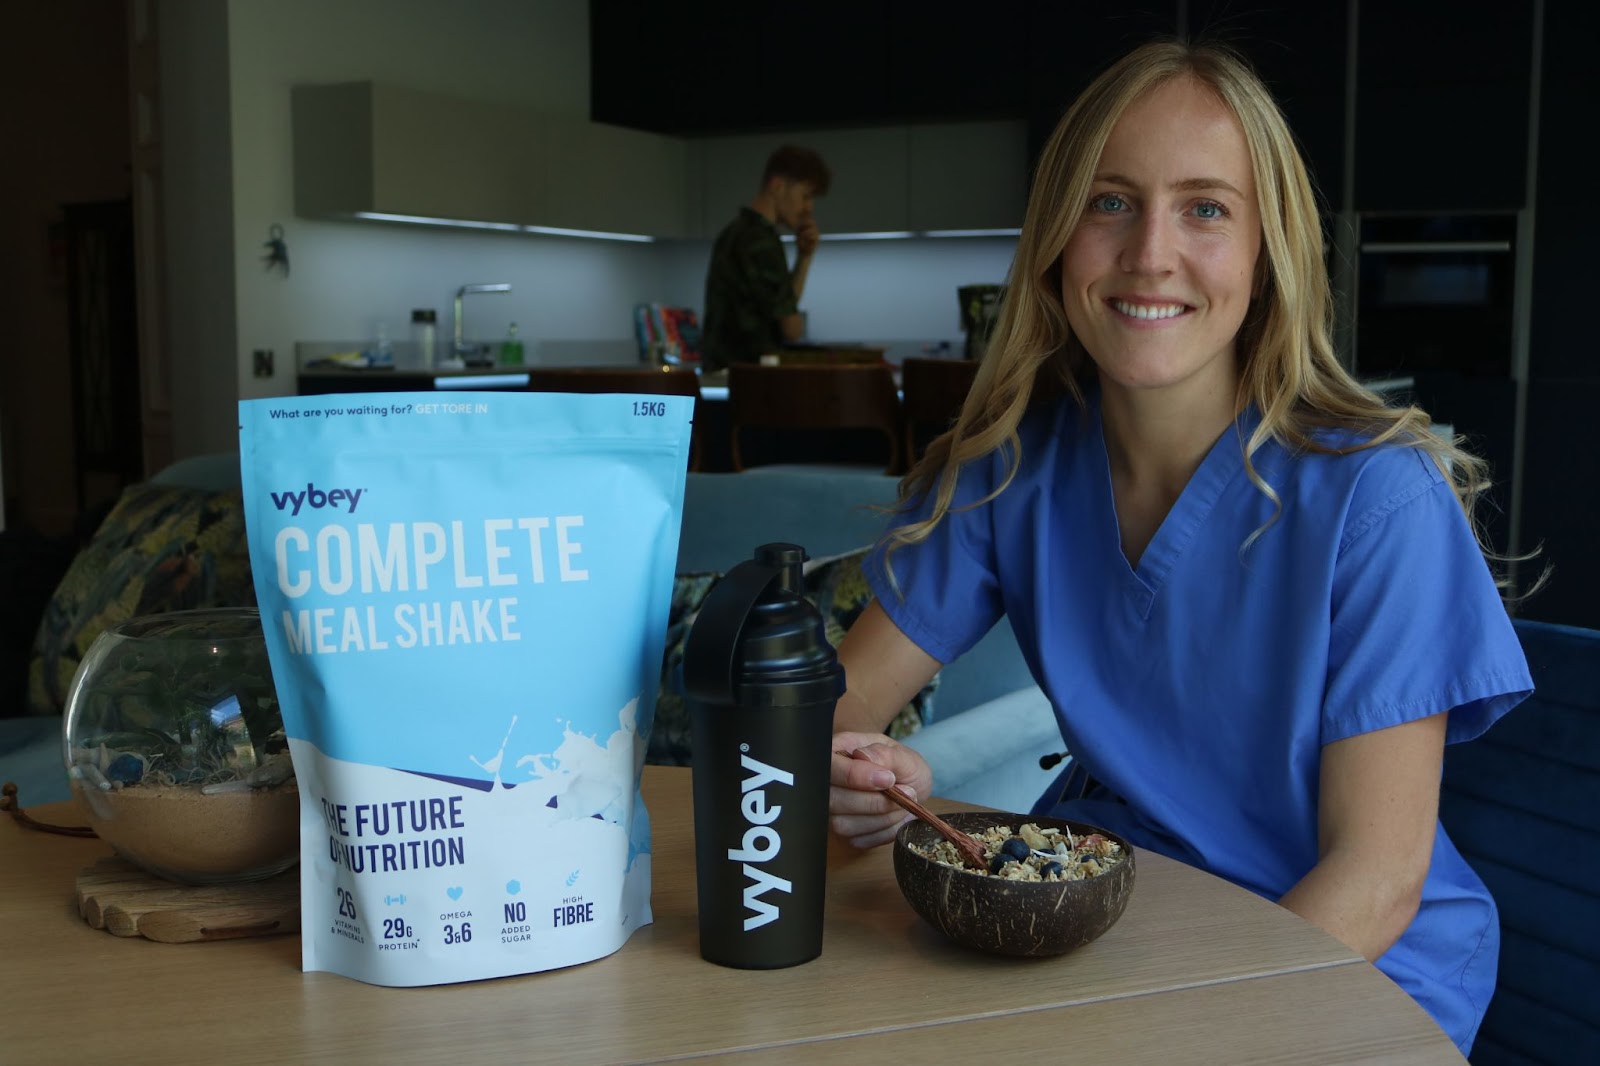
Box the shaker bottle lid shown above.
[411,308,437,323]
[683,543,845,709]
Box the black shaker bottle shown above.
[682,542,846,969]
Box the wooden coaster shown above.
[76,856,300,943]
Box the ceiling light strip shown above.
[350,212,654,242]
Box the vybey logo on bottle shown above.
[728,752,793,931]
[269,483,364,516]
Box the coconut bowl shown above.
[892,811,1136,957]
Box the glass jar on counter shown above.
[412,308,438,368]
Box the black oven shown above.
[1353,214,1518,380]
[1351,213,1523,556]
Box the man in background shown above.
[701,145,830,371]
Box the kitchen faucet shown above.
[454,283,512,361]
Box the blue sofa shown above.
[1439,618,1600,1064]
[678,468,1060,810]
[2,460,1061,813]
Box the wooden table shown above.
[0,767,1461,1064]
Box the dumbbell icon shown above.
[384,894,407,906]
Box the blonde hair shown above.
[887,39,1515,590]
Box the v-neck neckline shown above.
[1091,395,1255,617]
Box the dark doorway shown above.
[63,198,143,516]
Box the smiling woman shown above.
[826,39,1534,1059]
[1058,75,1264,564]
[1061,77,1261,406]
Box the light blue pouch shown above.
[238,391,691,985]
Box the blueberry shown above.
[1041,861,1064,879]
[988,855,1009,875]
[1000,837,1031,862]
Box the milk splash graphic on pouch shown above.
[239,392,691,985]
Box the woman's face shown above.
[1060,76,1262,402]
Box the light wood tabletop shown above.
[1,766,1461,1064]
[709,965,1463,1064]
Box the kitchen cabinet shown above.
[1528,0,1596,383]
[1518,380,1600,628]
[694,128,910,237]
[907,122,1027,231]
[544,116,689,237]
[1354,0,1535,212]
[292,83,545,224]
[291,82,688,237]
[1517,0,1600,627]
[294,81,1021,240]
[1188,0,1349,212]
[691,120,1024,238]
[593,0,1031,135]
[885,3,1030,121]
[1023,1,1176,167]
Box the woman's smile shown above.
[1107,297,1193,323]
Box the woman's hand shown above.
[829,732,934,849]
[828,602,942,848]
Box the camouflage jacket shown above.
[700,208,797,371]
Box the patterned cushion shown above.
[647,550,936,766]
[27,483,256,716]
[648,571,720,766]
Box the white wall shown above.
[158,0,1022,458]
[268,220,662,358]
[656,236,1018,347]
[225,0,616,414]
[160,0,238,461]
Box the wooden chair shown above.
[524,366,703,470]
[900,357,981,465]
[726,363,904,474]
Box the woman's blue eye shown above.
[1091,193,1127,213]
[1194,200,1227,220]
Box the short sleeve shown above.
[864,463,1007,665]
[1323,452,1532,746]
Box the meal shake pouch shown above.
[238,391,691,986]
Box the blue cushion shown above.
[148,453,242,493]
[905,686,1059,812]
[677,470,899,575]
[674,469,1037,719]
[1441,619,1600,1064]
[0,716,69,806]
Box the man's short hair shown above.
[762,145,831,196]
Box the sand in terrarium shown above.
[75,782,300,884]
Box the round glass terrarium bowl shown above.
[61,608,298,885]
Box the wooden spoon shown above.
[841,749,988,870]
[878,785,989,870]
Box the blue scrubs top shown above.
[866,391,1532,1054]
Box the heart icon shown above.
[446,886,464,901]
[506,880,521,895]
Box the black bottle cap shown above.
[411,309,437,323]
[683,542,846,709]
